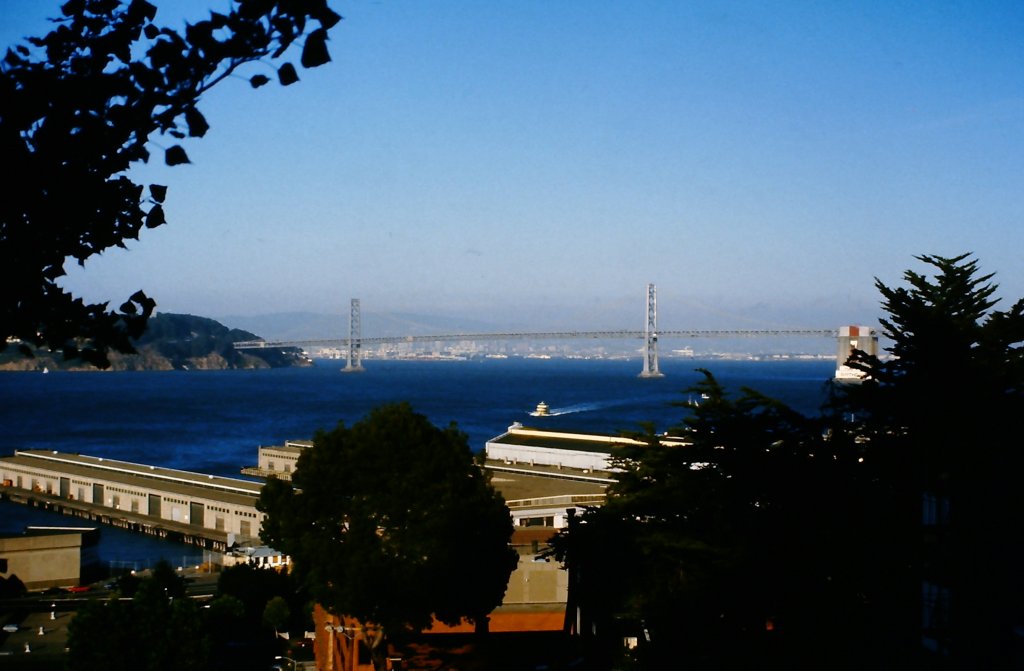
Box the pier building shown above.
[486,422,690,474]
[0,450,265,552]
[240,439,311,481]
[483,423,689,528]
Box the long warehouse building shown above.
[0,449,264,550]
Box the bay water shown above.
[0,357,836,567]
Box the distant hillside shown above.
[0,313,312,371]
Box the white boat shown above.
[531,401,550,416]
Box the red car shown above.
[66,585,91,593]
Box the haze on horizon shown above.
[4,1,1022,335]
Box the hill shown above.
[0,313,312,371]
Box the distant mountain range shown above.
[0,313,311,371]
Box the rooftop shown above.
[6,450,262,505]
[488,423,689,455]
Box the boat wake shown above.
[529,400,621,417]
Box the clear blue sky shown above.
[4,1,1023,332]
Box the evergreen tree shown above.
[835,253,1024,666]
[258,402,519,670]
[552,253,1024,669]
[551,372,870,668]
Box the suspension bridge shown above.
[234,284,874,378]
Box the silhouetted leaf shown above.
[164,146,190,166]
[184,107,209,137]
[277,62,299,86]
[145,204,165,228]
[300,28,330,68]
[317,8,343,30]
[149,184,167,203]
[250,74,271,88]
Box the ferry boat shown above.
[532,401,550,416]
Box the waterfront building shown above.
[0,526,100,590]
[0,450,265,551]
[241,439,312,481]
[486,422,689,474]
[483,422,688,528]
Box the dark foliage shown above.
[832,253,1024,666]
[551,253,1024,669]
[67,559,284,670]
[67,561,210,670]
[0,573,27,598]
[550,374,872,668]
[258,402,519,662]
[1,0,340,367]
[217,561,306,631]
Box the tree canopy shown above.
[68,561,205,671]
[68,559,295,670]
[258,402,518,657]
[550,374,870,668]
[552,253,1024,668]
[833,253,1024,665]
[1,0,340,367]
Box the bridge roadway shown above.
[233,328,839,351]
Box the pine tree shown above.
[837,253,1024,666]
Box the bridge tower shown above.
[639,283,664,378]
[342,298,364,373]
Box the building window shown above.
[922,580,950,655]
[522,516,555,527]
[922,493,950,527]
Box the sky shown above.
[3,1,1023,334]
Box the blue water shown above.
[0,357,836,564]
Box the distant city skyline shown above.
[4,1,1022,332]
